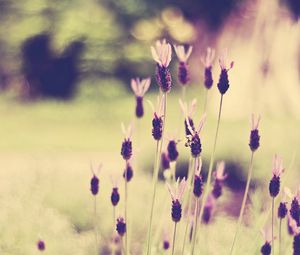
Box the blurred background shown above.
[0,0,299,254]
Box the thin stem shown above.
[279,218,282,255]
[171,223,177,255]
[146,93,167,255]
[191,198,200,255]
[125,170,128,255]
[113,206,116,229]
[181,157,195,255]
[94,196,98,254]
[182,86,186,101]
[203,89,208,113]
[198,95,223,229]
[272,198,275,255]
[229,151,254,255]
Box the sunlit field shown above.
[0,0,300,254]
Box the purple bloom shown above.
[167,178,187,223]
[174,45,193,86]
[37,240,45,251]
[123,162,133,182]
[163,240,170,250]
[294,233,300,255]
[151,40,172,93]
[131,77,151,118]
[201,47,215,90]
[150,95,165,141]
[91,175,99,196]
[269,155,284,198]
[167,140,179,162]
[193,158,204,198]
[161,152,170,170]
[249,114,260,151]
[116,217,126,236]
[278,202,288,219]
[111,187,120,206]
[291,197,300,226]
[121,123,133,161]
[261,226,272,255]
[260,242,271,255]
[217,50,234,95]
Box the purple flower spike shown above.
[193,159,204,198]
[37,240,45,251]
[249,114,261,151]
[116,217,126,236]
[121,123,133,161]
[131,77,151,118]
[217,50,234,95]
[123,162,134,182]
[201,47,215,90]
[167,140,179,162]
[269,155,284,198]
[174,45,193,86]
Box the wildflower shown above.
[116,217,126,237]
[269,155,284,197]
[202,194,215,224]
[167,140,179,162]
[260,227,272,255]
[278,202,288,219]
[110,177,120,206]
[149,96,164,141]
[151,39,172,93]
[174,45,193,85]
[90,163,101,196]
[290,196,300,226]
[131,77,151,118]
[249,114,261,152]
[161,152,170,170]
[123,161,134,182]
[201,47,215,89]
[167,178,187,222]
[193,158,204,198]
[162,229,170,250]
[179,99,197,137]
[121,123,133,161]
[217,50,234,95]
[288,217,300,254]
[185,113,206,158]
[212,161,227,199]
[37,240,45,251]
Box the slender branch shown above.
[171,223,178,255]
[146,94,167,255]
[198,95,223,230]
[229,151,254,255]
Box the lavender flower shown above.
[110,178,120,206]
[278,202,288,219]
[201,47,215,89]
[174,45,193,86]
[121,123,133,161]
[217,50,234,95]
[123,161,134,182]
[249,114,261,152]
[179,99,197,137]
[288,217,300,254]
[202,194,215,224]
[291,195,300,226]
[151,39,172,93]
[167,140,179,162]
[116,217,126,236]
[37,240,45,251]
[184,112,206,158]
[269,155,284,197]
[149,96,164,141]
[90,164,101,196]
[260,227,272,255]
[193,158,204,198]
[131,77,151,118]
[167,178,187,222]
[162,229,170,250]
[161,152,170,170]
[212,161,227,199]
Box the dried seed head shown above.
[91,175,99,196]
[278,202,288,219]
[116,217,126,236]
[111,187,120,206]
[123,162,133,182]
[260,242,271,255]
[161,152,170,170]
[167,140,179,162]
[37,240,45,251]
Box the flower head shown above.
[217,49,234,95]
[116,217,126,236]
[90,163,102,196]
[149,96,165,141]
[151,39,172,67]
[123,161,134,182]
[193,158,204,198]
[110,176,120,206]
[249,114,261,151]
[201,47,215,90]
[269,155,284,197]
[174,45,193,63]
[212,161,227,199]
[121,123,133,160]
[260,226,272,255]
[37,239,45,251]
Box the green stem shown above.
[171,223,177,255]
[94,196,98,254]
[198,95,223,230]
[279,218,282,255]
[191,197,200,255]
[182,86,186,101]
[272,197,275,255]
[146,94,167,255]
[125,169,128,255]
[203,89,208,113]
[229,151,254,255]
[181,157,195,255]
